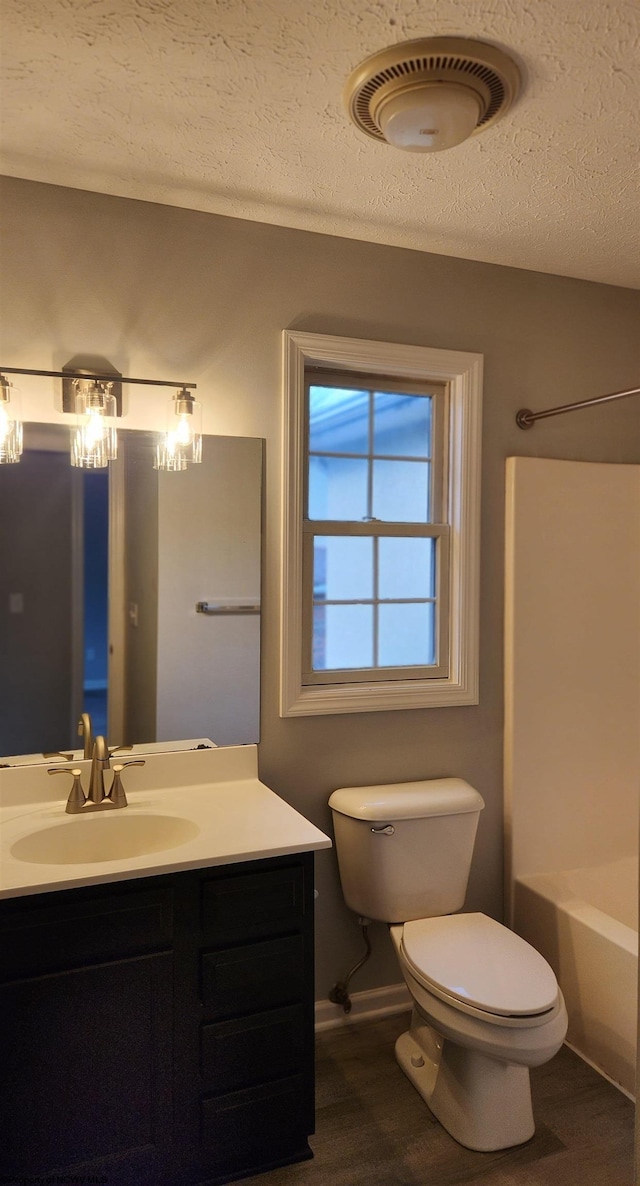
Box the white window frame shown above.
[280,330,483,716]
[302,370,450,683]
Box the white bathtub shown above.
[513,855,638,1096]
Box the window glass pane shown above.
[373,393,432,458]
[314,604,373,670]
[309,387,369,454]
[314,536,373,600]
[312,603,326,670]
[308,455,369,520]
[378,538,435,600]
[372,460,430,522]
[378,603,436,667]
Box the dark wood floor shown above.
[241,1012,635,1186]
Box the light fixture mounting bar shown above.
[516,384,640,429]
[0,365,196,390]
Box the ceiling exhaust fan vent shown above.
[344,37,521,149]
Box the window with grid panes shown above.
[280,331,482,716]
[303,371,450,684]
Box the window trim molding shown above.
[280,330,483,716]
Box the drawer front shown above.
[0,883,173,980]
[201,864,304,945]
[200,1074,311,1173]
[201,934,305,1021]
[200,1003,305,1092]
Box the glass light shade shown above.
[71,381,118,469]
[157,389,202,470]
[378,82,481,152]
[0,381,23,464]
[154,442,188,471]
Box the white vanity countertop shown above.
[0,745,331,899]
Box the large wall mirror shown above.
[0,424,263,763]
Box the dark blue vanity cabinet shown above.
[0,852,316,1184]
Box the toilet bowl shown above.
[389,914,568,1151]
[328,779,568,1152]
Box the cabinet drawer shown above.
[201,934,305,1020]
[200,1074,311,1173]
[0,882,173,980]
[201,864,304,945]
[201,1003,305,1092]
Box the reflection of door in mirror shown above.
[0,428,78,753]
[0,431,109,754]
[83,471,109,736]
[1,426,262,761]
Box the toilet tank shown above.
[328,779,485,923]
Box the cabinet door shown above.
[0,951,173,1185]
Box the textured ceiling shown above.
[1,0,639,288]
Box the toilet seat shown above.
[400,913,558,1021]
[391,921,568,1066]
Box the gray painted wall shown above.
[1,176,639,996]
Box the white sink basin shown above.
[10,813,200,865]
[0,744,332,896]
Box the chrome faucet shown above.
[48,736,145,814]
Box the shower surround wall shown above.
[505,457,640,1095]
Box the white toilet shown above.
[328,778,568,1152]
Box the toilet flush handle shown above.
[371,824,395,836]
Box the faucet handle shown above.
[48,766,86,813]
[108,744,133,758]
[109,759,145,809]
[43,751,74,761]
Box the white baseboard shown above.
[315,982,412,1032]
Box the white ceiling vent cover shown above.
[344,37,521,153]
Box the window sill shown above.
[282,673,479,716]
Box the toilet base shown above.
[395,1010,535,1152]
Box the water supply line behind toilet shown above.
[329,916,373,1013]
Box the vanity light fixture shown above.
[0,363,202,470]
[155,386,203,472]
[0,375,23,464]
[70,377,118,469]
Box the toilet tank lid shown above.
[328,779,484,821]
